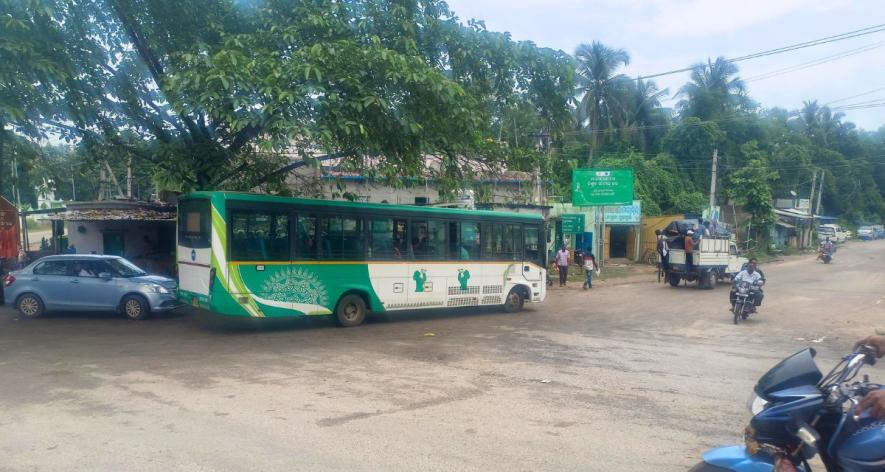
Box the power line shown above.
[831,97,885,109]
[744,41,885,83]
[823,85,885,106]
[831,103,885,111]
[636,23,885,80]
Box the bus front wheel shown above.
[336,294,367,327]
[503,288,525,313]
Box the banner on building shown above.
[572,168,634,206]
[603,201,641,224]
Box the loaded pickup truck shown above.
[666,237,747,289]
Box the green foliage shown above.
[725,142,778,225]
[2,0,576,194]
[1,6,882,230]
[593,149,706,215]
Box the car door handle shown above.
[70,279,80,283]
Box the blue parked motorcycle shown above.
[691,346,884,471]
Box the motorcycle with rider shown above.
[818,237,835,264]
[691,335,885,471]
[730,258,765,324]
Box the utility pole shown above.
[126,157,133,199]
[71,164,76,201]
[11,155,21,209]
[815,172,824,216]
[708,149,718,220]
[807,169,818,248]
[808,169,817,216]
[98,165,106,200]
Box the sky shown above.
[444,0,885,131]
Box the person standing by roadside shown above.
[556,244,570,287]
[582,253,597,289]
[684,230,695,269]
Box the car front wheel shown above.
[122,295,150,321]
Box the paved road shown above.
[1,241,884,471]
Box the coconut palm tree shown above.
[794,100,845,146]
[676,57,749,120]
[575,41,630,161]
[618,78,670,152]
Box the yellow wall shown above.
[640,214,684,264]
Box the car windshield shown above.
[105,258,147,277]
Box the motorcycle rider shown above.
[818,236,835,261]
[730,259,764,312]
[854,335,885,419]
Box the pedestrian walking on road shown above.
[582,253,597,289]
[684,231,695,269]
[556,245,570,287]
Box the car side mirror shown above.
[98,272,112,279]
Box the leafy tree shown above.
[725,142,778,229]
[662,117,724,188]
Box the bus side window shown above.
[341,217,364,260]
[319,216,341,259]
[319,216,364,260]
[481,223,504,260]
[460,222,480,260]
[370,218,406,260]
[409,220,445,260]
[296,216,318,260]
[230,211,289,261]
[524,225,542,265]
[503,224,522,260]
[448,222,463,260]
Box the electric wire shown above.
[744,41,885,83]
[636,23,885,80]
[823,86,885,106]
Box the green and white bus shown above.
[177,192,547,326]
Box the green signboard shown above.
[572,168,634,206]
[561,214,585,233]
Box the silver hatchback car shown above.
[2,255,179,320]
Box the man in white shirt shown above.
[555,245,570,287]
[655,229,669,271]
[730,260,764,311]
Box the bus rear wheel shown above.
[336,294,367,327]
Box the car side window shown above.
[71,260,100,277]
[33,260,69,276]
[90,261,114,277]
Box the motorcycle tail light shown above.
[2,274,13,287]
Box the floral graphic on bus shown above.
[260,267,329,307]
[457,269,470,290]
[413,269,427,293]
